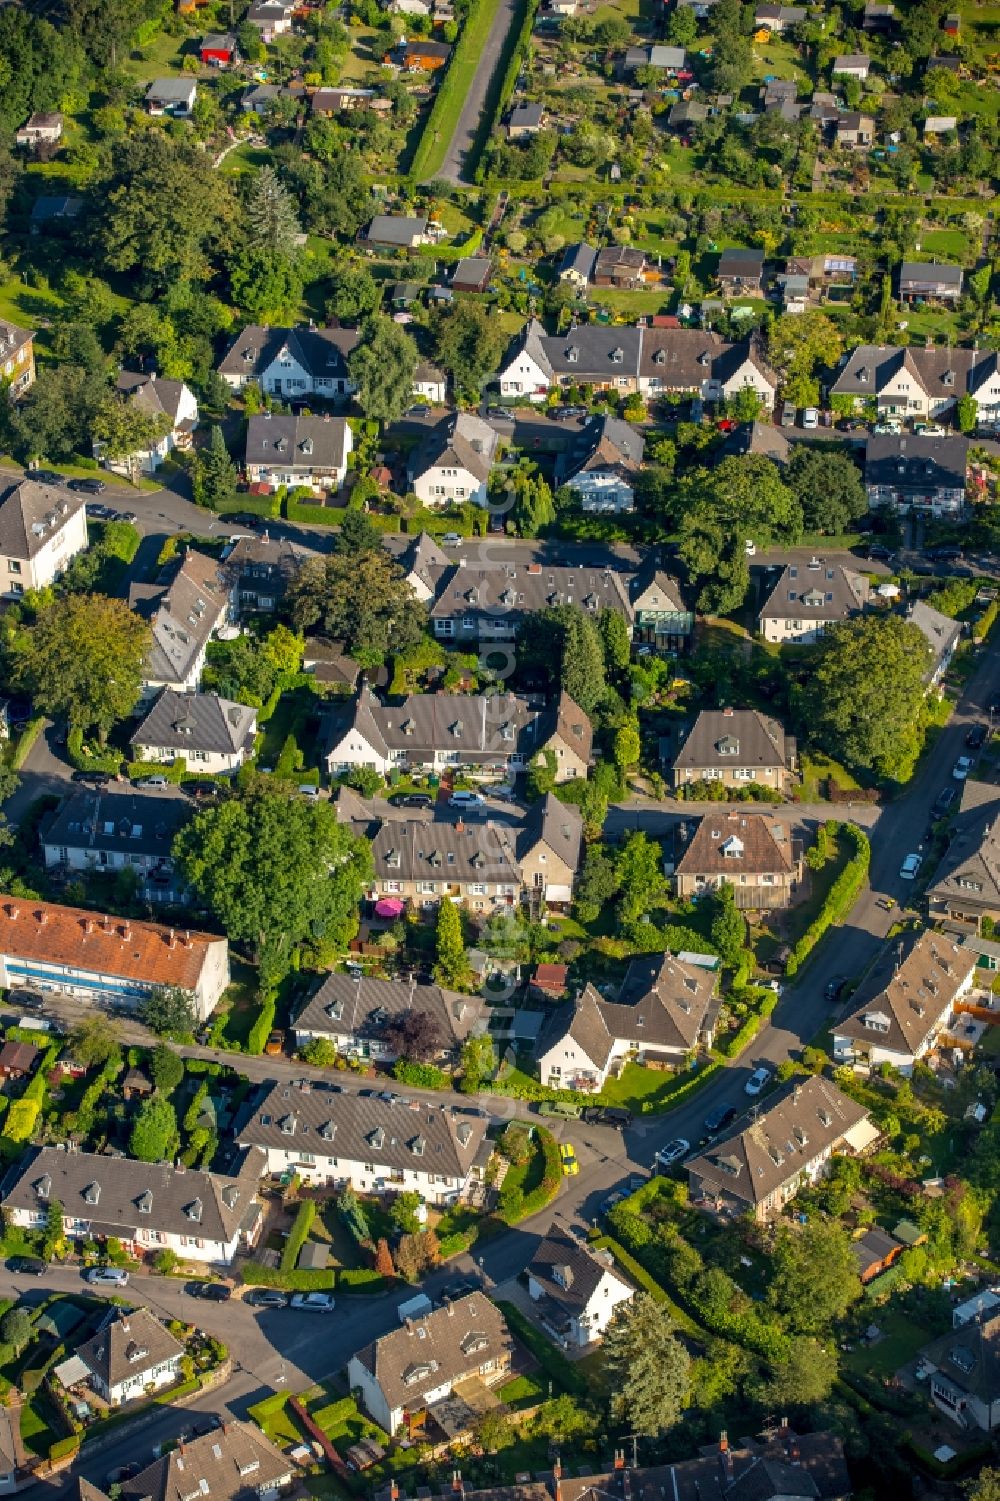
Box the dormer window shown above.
[280,1114,297,1135]
[83,1181,101,1206]
[300,437,314,456]
[721,836,743,858]
[611,347,624,364]
[137,1191,153,1215]
[566,346,579,363]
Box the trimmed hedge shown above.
[241,1262,336,1292]
[713,991,779,1060]
[281,1200,316,1273]
[247,992,277,1056]
[785,823,870,977]
[589,1234,701,1335]
[408,0,504,182]
[49,1436,81,1462]
[338,1268,388,1292]
[13,717,45,770]
[496,1300,585,1396]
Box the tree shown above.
[574,843,620,924]
[383,1009,444,1061]
[667,3,696,44]
[337,510,383,556]
[476,1407,514,1453]
[302,1037,339,1066]
[42,1198,65,1261]
[374,1237,396,1277]
[92,394,171,485]
[348,315,418,425]
[13,594,151,742]
[602,1294,690,1435]
[150,1043,185,1095]
[613,719,640,777]
[710,882,745,965]
[795,616,932,781]
[599,609,631,679]
[786,446,867,534]
[459,1033,496,1091]
[229,247,303,322]
[769,1220,861,1333]
[69,1015,122,1069]
[957,393,978,434]
[326,262,382,324]
[173,780,372,985]
[9,365,105,463]
[768,312,843,403]
[518,605,606,714]
[243,165,302,259]
[434,901,468,989]
[140,987,197,1040]
[390,1190,423,1235]
[762,1335,837,1408]
[129,1095,179,1163]
[286,551,427,665]
[196,425,239,509]
[490,462,555,538]
[966,1468,1000,1501]
[0,1308,31,1355]
[617,832,666,925]
[433,302,508,401]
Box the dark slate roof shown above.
[523,323,643,382]
[920,1311,1000,1405]
[758,556,869,622]
[429,559,634,628]
[527,1231,631,1313]
[116,372,192,429]
[238,1080,490,1180]
[352,1293,510,1413]
[292,972,483,1050]
[132,690,256,757]
[0,480,84,561]
[719,421,791,465]
[399,531,451,593]
[128,550,228,689]
[40,785,191,862]
[77,1308,183,1391]
[220,532,316,596]
[335,683,544,763]
[217,324,357,382]
[516,791,585,873]
[245,413,351,472]
[672,708,791,775]
[900,260,963,288]
[2,1146,264,1245]
[835,928,975,1057]
[370,818,521,887]
[364,214,429,245]
[906,600,962,674]
[865,432,968,491]
[557,243,598,280]
[409,411,498,484]
[830,343,975,400]
[564,415,644,482]
[927,805,1000,912]
[717,248,765,279]
[510,101,544,127]
[121,1422,291,1501]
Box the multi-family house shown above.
[245,413,353,493]
[429,559,634,644]
[717,249,766,295]
[686,1076,877,1221]
[536,955,717,1090]
[395,531,451,603]
[219,532,315,619]
[291,972,484,1061]
[0,480,87,599]
[527,1232,634,1349]
[218,324,357,399]
[833,928,977,1072]
[670,708,797,794]
[558,416,644,513]
[366,818,523,914]
[673,811,803,910]
[348,1293,511,1434]
[39,786,192,904]
[146,79,196,115]
[926,792,1000,933]
[119,1425,292,1501]
[907,599,962,684]
[0,895,229,1019]
[73,1309,184,1405]
[515,794,584,906]
[407,412,497,508]
[131,690,258,775]
[757,556,870,643]
[102,372,198,476]
[829,343,975,421]
[129,549,228,699]
[865,433,968,516]
[2,1146,263,1263]
[0,319,35,397]
[237,1081,493,1205]
[498,320,643,400]
[899,261,964,303]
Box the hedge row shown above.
[589,1235,701,1335]
[12,717,45,770]
[407,0,504,181]
[472,0,539,184]
[281,1201,317,1273]
[241,1262,336,1292]
[49,1436,81,1462]
[785,823,870,977]
[713,991,779,1060]
[496,1300,585,1396]
[247,992,277,1056]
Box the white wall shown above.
[347,1354,397,1432]
[243,1143,465,1204]
[0,505,88,599]
[412,466,488,508]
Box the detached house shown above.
[899,261,964,303]
[833,928,976,1073]
[131,689,257,775]
[0,319,35,397]
[200,31,239,64]
[129,549,227,699]
[907,599,962,684]
[291,972,484,1061]
[920,1310,1000,1432]
[220,532,315,619]
[0,479,87,599]
[349,1293,511,1435]
[673,811,803,910]
[557,243,597,290]
[246,0,293,38]
[758,556,870,644]
[106,372,198,476]
[120,1425,292,1501]
[15,113,63,148]
[832,53,871,80]
[218,324,358,400]
[407,412,497,507]
[717,249,766,295]
[559,416,644,513]
[2,1146,262,1263]
[237,1081,493,1206]
[527,1232,634,1348]
[145,79,197,115]
[671,708,796,794]
[245,413,353,493]
[363,215,433,249]
[926,796,1000,933]
[593,246,651,290]
[73,1309,183,1406]
[686,1075,877,1222]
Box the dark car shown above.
[927,545,963,561]
[967,723,988,750]
[581,1105,633,1129]
[32,470,65,486]
[486,406,514,422]
[934,785,958,815]
[389,792,433,808]
[84,503,113,520]
[68,478,107,495]
[193,1417,223,1437]
[9,988,44,1011]
[244,1288,287,1308]
[186,1281,232,1301]
[184,780,222,800]
[866,544,895,561]
[824,976,847,1003]
[911,563,934,577]
[703,1103,738,1135]
[116,511,139,525]
[71,770,114,786]
[8,1256,45,1275]
[550,406,587,421]
[435,1278,479,1308]
[107,1466,140,1487]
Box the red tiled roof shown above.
[533,963,569,994]
[0,896,223,990]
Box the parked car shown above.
[934,786,957,815]
[186,1281,232,1301]
[135,775,169,788]
[244,1289,287,1308]
[928,545,963,561]
[780,401,796,427]
[485,406,513,421]
[290,1292,336,1313]
[550,406,587,421]
[8,1256,45,1276]
[744,540,756,557]
[448,790,485,810]
[184,781,222,800]
[745,1065,771,1096]
[967,723,988,750]
[703,1103,738,1135]
[441,533,463,547]
[8,989,44,1011]
[264,1029,285,1056]
[824,977,847,1003]
[32,469,65,486]
[560,1143,579,1176]
[866,543,895,561]
[899,852,921,880]
[655,1138,690,1168]
[435,1279,479,1308]
[84,503,113,520]
[389,793,433,808]
[86,1266,129,1286]
[873,420,902,435]
[801,407,819,429]
[71,770,114,786]
[914,423,947,437]
[953,756,974,781]
[297,784,321,800]
[68,478,107,495]
[580,1105,633,1129]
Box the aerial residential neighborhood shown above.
[0,0,999,1494]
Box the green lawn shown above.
[842,1309,936,1381]
[257,692,321,770]
[797,752,863,801]
[497,1372,546,1407]
[19,1394,60,1458]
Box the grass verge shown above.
[408,0,505,181]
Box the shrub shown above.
[280,1200,316,1273]
[785,823,870,977]
[49,1436,81,1462]
[393,1059,449,1089]
[241,1262,335,1291]
[247,991,278,1056]
[338,1268,389,1292]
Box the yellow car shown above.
[560,1143,579,1177]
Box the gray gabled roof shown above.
[400,531,451,592]
[906,599,962,672]
[132,690,257,757]
[516,790,585,873]
[352,1293,510,1414]
[865,433,968,492]
[429,559,634,628]
[409,411,498,484]
[293,972,483,1049]
[528,1231,632,1314]
[40,785,191,863]
[513,324,643,382]
[831,343,975,400]
[146,78,196,102]
[835,928,974,1057]
[672,709,791,775]
[364,214,428,246]
[927,806,1000,913]
[336,683,542,763]
[218,324,357,382]
[0,480,84,561]
[121,1422,291,1501]
[370,817,521,887]
[557,244,597,281]
[77,1308,183,1391]
[245,413,351,472]
[564,415,644,482]
[116,371,192,428]
[128,550,228,689]
[759,557,869,623]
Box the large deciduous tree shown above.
[768,1220,862,1332]
[602,1293,690,1435]
[13,594,151,742]
[285,550,427,664]
[92,393,171,485]
[8,366,105,463]
[517,605,606,714]
[172,780,372,984]
[785,446,867,535]
[348,315,418,426]
[129,1095,179,1162]
[432,302,507,401]
[795,616,932,782]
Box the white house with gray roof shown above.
[559,415,644,512]
[758,556,870,644]
[40,785,192,903]
[74,1308,184,1406]
[245,413,352,493]
[132,689,257,774]
[145,78,196,114]
[499,320,643,400]
[105,372,198,476]
[527,1231,634,1348]
[292,972,484,1061]
[0,479,87,599]
[408,412,497,507]
[217,324,357,399]
[367,817,523,913]
[129,549,228,701]
[833,929,976,1073]
[236,1080,493,1203]
[119,1423,293,1501]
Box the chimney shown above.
[390,1483,399,1501]
[122,922,131,941]
[553,1458,561,1501]
[167,928,176,949]
[183,930,192,946]
[405,1317,414,1335]
[452,1473,463,1498]
[37,909,47,925]
[447,1299,454,1316]
[719,1432,734,1485]
[6,904,16,920]
[455,819,464,834]
[613,1451,625,1471]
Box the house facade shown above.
[899,261,963,303]
[105,373,198,476]
[670,708,796,794]
[39,786,192,904]
[291,972,484,1061]
[75,1309,184,1405]
[758,556,870,644]
[673,811,802,910]
[498,320,642,400]
[559,416,644,513]
[927,799,1000,932]
[131,690,258,775]
[830,343,974,421]
[865,433,968,516]
[0,480,87,599]
[245,413,352,493]
[516,794,584,906]
[130,549,228,699]
[218,324,357,399]
[407,412,497,508]
[0,320,35,397]
[365,818,523,914]
[920,1312,1000,1432]
[0,895,229,1020]
[527,1232,634,1348]
[833,928,977,1072]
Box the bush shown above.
[246,991,278,1056]
[280,1200,316,1273]
[393,1059,449,1089]
[785,823,870,976]
[713,991,779,1060]
[241,1262,335,1291]
[49,1436,81,1462]
[337,1268,389,1292]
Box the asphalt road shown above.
[433,0,520,184]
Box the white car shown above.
[801,407,819,429]
[953,756,973,781]
[136,776,169,788]
[899,852,921,880]
[656,1137,690,1167]
[290,1292,336,1313]
[745,1065,771,1096]
[449,790,485,809]
[744,539,756,556]
[298,785,321,800]
[441,532,463,547]
[874,420,902,435]
[87,1266,129,1286]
